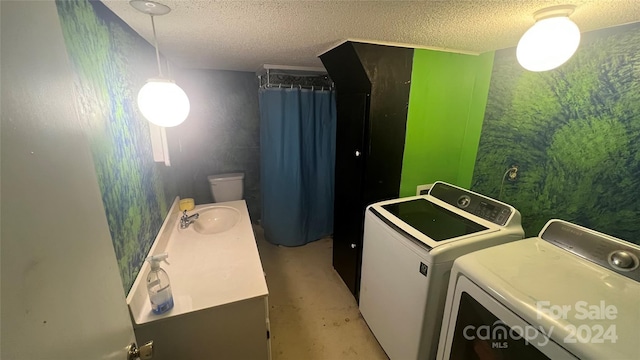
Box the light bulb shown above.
[137,78,190,127]
[517,16,581,72]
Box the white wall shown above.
[1,1,134,358]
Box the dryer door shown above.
[438,276,577,360]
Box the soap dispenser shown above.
[145,253,174,315]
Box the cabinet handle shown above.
[355,150,361,157]
[351,243,357,249]
[127,341,154,360]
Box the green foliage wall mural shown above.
[472,23,640,244]
[56,0,174,292]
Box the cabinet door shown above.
[333,92,369,299]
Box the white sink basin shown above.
[192,206,241,235]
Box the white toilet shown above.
[207,173,245,203]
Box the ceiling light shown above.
[516,5,581,72]
[130,0,190,127]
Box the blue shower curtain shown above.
[259,87,337,246]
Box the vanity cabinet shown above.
[133,296,269,360]
[320,42,414,300]
[126,199,270,360]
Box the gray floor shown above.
[254,226,388,360]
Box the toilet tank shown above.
[207,173,245,203]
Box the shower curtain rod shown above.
[258,68,334,90]
[259,83,333,91]
[263,70,327,77]
[265,68,331,79]
[260,66,327,77]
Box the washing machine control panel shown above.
[542,220,640,282]
[429,182,513,226]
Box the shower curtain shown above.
[259,87,336,246]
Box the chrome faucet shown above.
[180,210,199,229]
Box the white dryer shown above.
[437,219,640,359]
[359,181,524,360]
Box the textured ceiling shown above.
[101,0,640,72]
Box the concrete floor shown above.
[254,226,388,360]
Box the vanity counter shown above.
[126,198,270,360]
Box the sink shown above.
[192,206,241,235]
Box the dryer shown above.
[437,219,640,359]
[359,181,524,360]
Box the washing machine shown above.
[359,181,524,360]
[437,219,640,359]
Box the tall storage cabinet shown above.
[320,42,414,300]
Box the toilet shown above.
[207,172,245,203]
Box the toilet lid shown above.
[207,173,245,183]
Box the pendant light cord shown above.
[150,15,163,77]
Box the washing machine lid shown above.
[380,198,488,241]
[451,226,640,359]
[367,182,521,250]
[368,197,503,251]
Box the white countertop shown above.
[127,199,268,326]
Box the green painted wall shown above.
[399,50,494,196]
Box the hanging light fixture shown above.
[516,5,581,72]
[130,0,190,127]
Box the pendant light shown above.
[516,5,581,72]
[131,0,190,127]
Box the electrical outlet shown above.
[416,184,433,196]
[508,165,518,181]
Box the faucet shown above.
[180,210,200,229]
